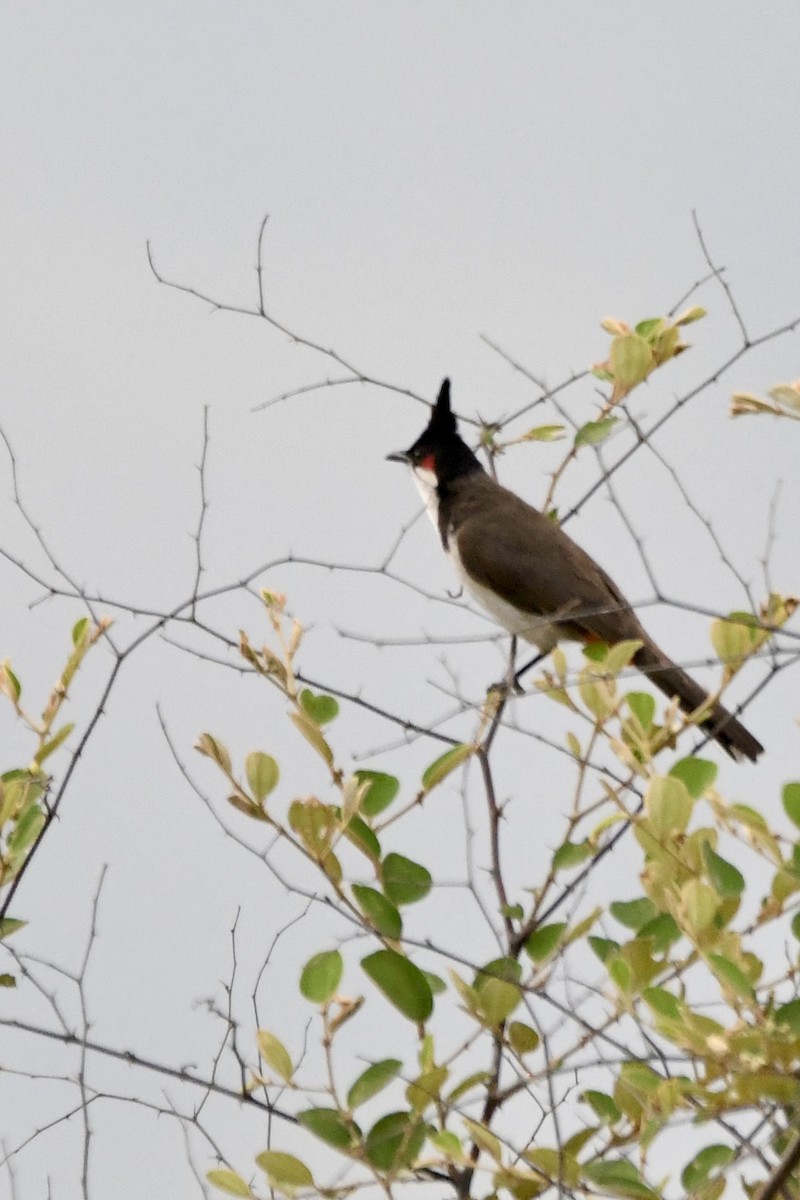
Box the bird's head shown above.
[387,378,481,487]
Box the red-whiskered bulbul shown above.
[388,379,763,762]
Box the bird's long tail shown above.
[634,642,763,762]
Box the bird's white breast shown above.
[411,464,440,529]
[411,464,559,652]
[448,536,560,651]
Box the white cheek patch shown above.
[411,465,440,531]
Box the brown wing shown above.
[449,474,645,644]
[449,476,763,761]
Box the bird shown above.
[387,378,763,762]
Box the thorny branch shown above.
[2,218,799,1196]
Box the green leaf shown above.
[289,711,334,765]
[195,733,232,774]
[574,416,619,447]
[424,970,447,995]
[730,802,769,831]
[475,977,521,1024]
[772,865,800,901]
[609,333,652,387]
[711,616,752,667]
[566,906,601,943]
[381,853,431,906]
[583,1158,659,1200]
[583,1090,621,1124]
[406,1065,448,1112]
[579,675,616,719]
[626,691,655,730]
[447,1071,492,1103]
[782,783,800,830]
[421,743,472,789]
[674,305,706,326]
[609,956,632,995]
[0,662,21,702]
[338,811,381,860]
[352,885,402,938]
[362,950,433,1022]
[566,730,582,758]
[256,1029,293,1082]
[702,842,745,898]
[299,688,339,725]
[522,423,566,442]
[36,722,75,765]
[526,1147,576,1182]
[297,1108,356,1149]
[508,1021,540,1055]
[645,774,693,838]
[620,1061,662,1094]
[462,1117,502,1160]
[610,898,657,932]
[356,770,400,818]
[429,1130,466,1162]
[681,1144,735,1190]
[669,756,717,799]
[422,1036,437,1070]
[288,799,342,881]
[299,950,343,1004]
[226,793,268,822]
[792,911,800,942]
[1,781,15,827]
[72,616,91,648]
[0,918,26,941]
[552,840,591,870]
[524,922,566,963]
[604,639,643,674]
[637,912,680,952]
[635,317,666,338]
[681,879,719,935]
[734,1071,797,1104]
[642,987,681,1019]
[654,325,681,360]
[8,802,45,855]
[1,768,30,784]
[709,953,755,1001]
[206,1168,253,1197]
[774,998,800,1033]
[246,752,279,802]
[588,936,620,964]
[256,1150,313,1193]
[364,1111,425,1170]
[0,773,43,830]
[476,957,522,986]
[592,365,614,383]
[347,1059,403,1109]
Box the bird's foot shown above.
[488,671,525,698]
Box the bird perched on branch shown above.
[388,379,763,762]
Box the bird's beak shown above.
[386,451,410,464]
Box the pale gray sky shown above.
[2,3,799,1195]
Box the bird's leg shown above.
[506,635,520,692]
[489,636,525,696]
[512,649,547,689]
